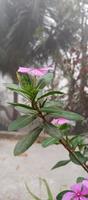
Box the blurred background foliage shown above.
[0,0,88,132]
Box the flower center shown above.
[76,192,81,197]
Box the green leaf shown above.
[40,178,54,200]
[70,136,84,149]
[14,126,43,155]
[7,84,38,100]
[15,106,37,114]
[59,124,70,130]
[18,73,32,86]
[9,103,37,114]
[9,102,33,110]
[36,73,53,89]
[37,78,46,89]
[83,146,88,156]
[7,84,23,93]
[56,190,71,200]
[26,183,41,200]
[42,137,59,148]
[44,123,62,140]
[41,107,84,121]
[52,160,70,170]
[7,84,31,99]
[8,115,36,131]
[69,151,87,165]
[25,178,54,200]
[41,73,53,85]
[45,100,63,108]
[76,177,85,183]
[38,91,63,100]
[40,98,47,108]
[7,83,19,90]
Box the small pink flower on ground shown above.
[62,183,88,200]
[51,118,71,125]
[83,179,88,188]
[18,66,52,77]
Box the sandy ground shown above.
[0,139,87,200]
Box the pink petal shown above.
[18,66,52,77]
[28,67,50,76]
[73,198,80,200]
[51,118,60,125]
[83,180,88,188]
[80,197,88,200]
[38,67,49,72]
[38,67,53,72]
[18,67,30,73]
[51,118,71,125]
[57,118,70,125]
[71,183,82,193]
[62,192,74,200]
[29,69,46,76]
[71,183,88,196]
[81,184,88,195]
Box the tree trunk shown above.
[79,4,88,117]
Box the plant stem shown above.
[32,100,47,122]
[31,100,88,173]
[60,138,88,173]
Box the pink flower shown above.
[62,183,88,200]
[18,67,30,73]
[51,118,71,125]
[18,66,52,77]
[83,179,88,188]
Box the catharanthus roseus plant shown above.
[8,66,88,173]
[25,177,88,200]
[8,66,88,199]
[57,177,88,200]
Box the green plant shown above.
[8,66,88,199]
[25,177,88,200]
[26,178,54,200]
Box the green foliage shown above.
[44,123,62,140]
[38,91,64,100]
[76,177,85,183]
[37,73,53,89]
[8,115,36,131]
[26,184,41,200]
[7,83,39,101]
[7,84,20,92]
[14,126,43,155]
[41,107,84,121]
[17,73,32,87]
[56,190,71,200]
[59,124,71,136]
[52,160,70,170]
[70,136,84,150]
[83,146,88,156]
[8,68,87,177]
[7,84,32,100]
[69,151,88,165]
[40,178,54,200]
[44,100,63,108]
[42,137,59,148]
[9,103,36,114]
[26,178,54,200]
